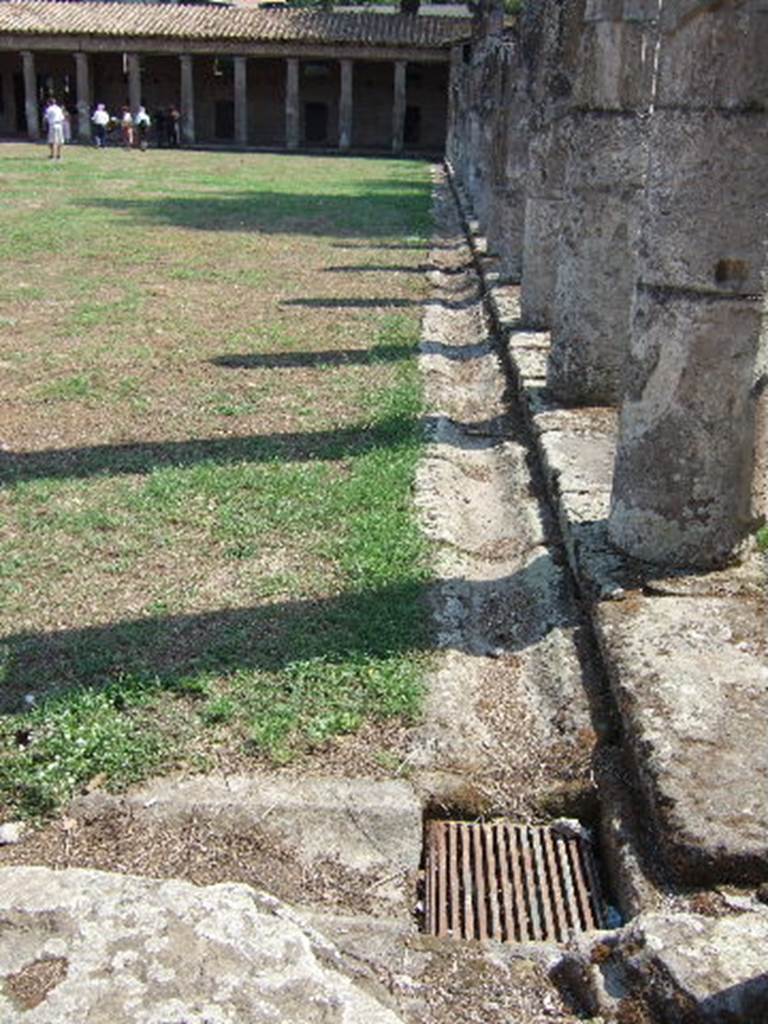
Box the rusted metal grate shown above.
[424,820,604,943]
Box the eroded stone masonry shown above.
[447,3,768,1018]
[449,0,767,570]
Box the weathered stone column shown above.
[285,57,299,150]
[74,51,91,143]
[179,54,195,145]
[485,37,529,279]
[127,52,141,115]
[465,3,505,233]
[608,5,768,568]
[234,56,248,147]
[445,45,465,176]
[547,6,655,404]
[21,50,39,140]
[519,0,586,329]
[338,58,353,151]
[392,59,406,154]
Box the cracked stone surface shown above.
[596,594,768,884]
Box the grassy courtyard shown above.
[0,143,434,817]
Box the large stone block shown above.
[585,0,658,19]
[573,19,655,110]
[564,111,646,191]
[609,287,763,566]
[520,195,563,328]
[622,912,768,1023]
[486,185,525,278]
[640,110,768,295]
[656,3,768,109]
[595,593,768,883]
[571,911,768,1022]
[549,187,641,404]
[525,119,570,199]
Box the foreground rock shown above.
[0,866,404,1024]
[562,911,768,1023]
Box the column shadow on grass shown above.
[209,345,412,369]
[209,339,485,370]
[0,417,415,486]
[280,293,477,312]
[323,264,429,274]
[0,551,579,714]
[77,187,432,239]
[0,414,504,485]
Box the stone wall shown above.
[449,0,768,572]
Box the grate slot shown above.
[472,822,489,939]
[448,823,460,938]
[484,824,503,940]
[542,828,569,941]
[424,820,604,944]
[519,826,542,940]
[573,833,604,929]
[494,824,516,942]
[562,836,584,931]
[436,820,449,937]
[531,826,555,940]
[507,824,528,941]
[460,823,475,939]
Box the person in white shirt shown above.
[91,103,110,148]
[43,97,65,160]
[134,104,151,151]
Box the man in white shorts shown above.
[44,97,65,160]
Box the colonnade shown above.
[16,48,415,152]
[448,0,768,571]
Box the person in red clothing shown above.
[121,106,134,147]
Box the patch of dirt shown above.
[410,945,579,1024]
[0,802,405,919]
[3,956,68,1010]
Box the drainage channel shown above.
[410,166,622,972]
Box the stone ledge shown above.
[447,167,768,886]
[596,595,768,884]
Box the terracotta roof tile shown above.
[0,0,471,46]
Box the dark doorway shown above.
[304,102,328,144]
[214,99,235,140]
[404,106,421,146]
[13,73,25,133]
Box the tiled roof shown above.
[0,0,472,46]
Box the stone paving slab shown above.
[596,594,768,883]
[93,773,423,878]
